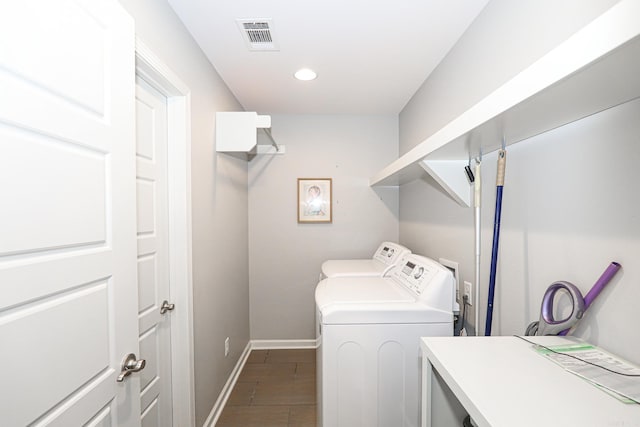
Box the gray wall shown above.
[399,0,639,363]
[400,0,620,154]
[117,1,250,425]
[248,115,399,340]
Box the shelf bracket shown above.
[419,159,471,207]
[255,144,286,155]
[261,128,281,152]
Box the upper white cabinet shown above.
[370,0,640,207]
[216,111,271,152]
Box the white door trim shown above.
[135,38,195,427]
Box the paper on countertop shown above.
[536,343,640,404]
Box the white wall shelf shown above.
[370,0,640,207]
[216,111,271,153]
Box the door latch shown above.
[160,300,175,314]
[116,353,146,382]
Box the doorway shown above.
[135,38,196,427]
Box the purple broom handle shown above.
[559,262,621,336]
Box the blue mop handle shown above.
[485,149,506,336]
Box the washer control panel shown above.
[391,254,448,296]
[372,242,410,266]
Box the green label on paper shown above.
[535,344,595,355]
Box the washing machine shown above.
[320,241,410,279]
[315,254,455,427]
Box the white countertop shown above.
[421,336,640,427]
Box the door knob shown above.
[116,353,146,382]
[160,300,175,314]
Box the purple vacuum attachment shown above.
[559,261,621,336]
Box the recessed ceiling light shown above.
[294,68,317,81]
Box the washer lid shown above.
[315,276,453,325]
[319,302,452,324]
[316,277,413,306]
[321,259,387,278]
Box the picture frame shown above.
[298,178,332,223]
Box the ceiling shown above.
[167,0,489,115]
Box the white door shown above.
[0,1,141,426]
[135,77,173,426]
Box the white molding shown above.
[135,39,190,96]
[203,342,253,427]
[135,37,196,427]
[251,339,319,349]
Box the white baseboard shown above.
[251,339,318,350]
[203,338,318,426]
[202,342,252,427]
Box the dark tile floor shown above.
[217,349,317,427]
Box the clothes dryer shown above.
[320,241,410,279]
[315,254,455,427]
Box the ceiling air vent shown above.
[237,19,279,51]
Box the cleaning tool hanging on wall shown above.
[484,144,506,336]
[525,262,621,336]
[473,157,482,335]
[461,155,482,336]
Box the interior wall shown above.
[248,115,399,340]
[400,0,621,155]
[117,1,249,425]
[399,0,639,364]
[401,98,640,363]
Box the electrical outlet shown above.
[464,281,473,306]
[224,337,230,357]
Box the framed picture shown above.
[298,178,332,223]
